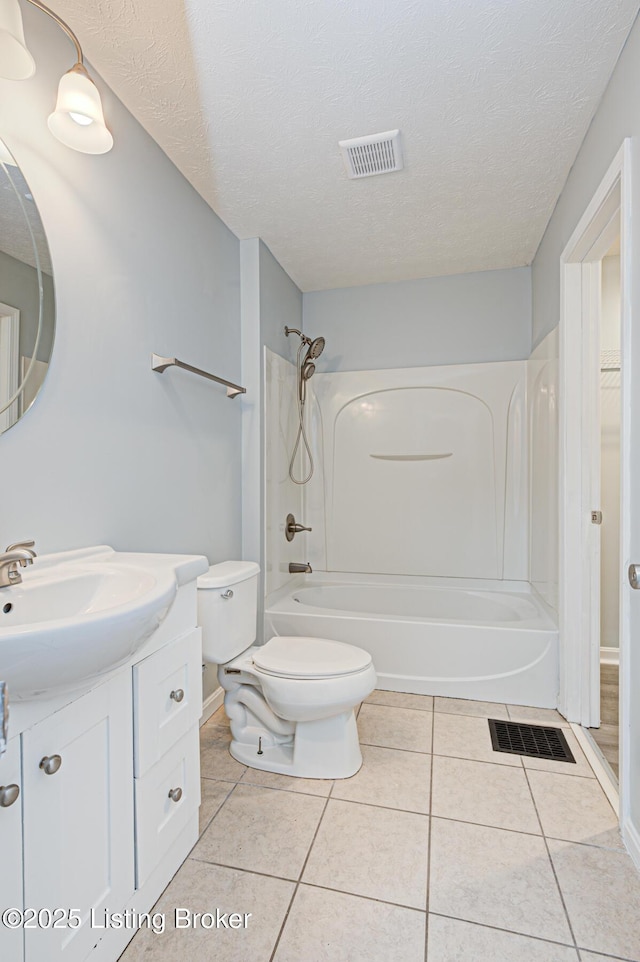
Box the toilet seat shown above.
[253,636,372,680]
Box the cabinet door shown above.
[0,736,24,962]
[23,672,134,962]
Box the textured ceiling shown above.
[44,0,639,290]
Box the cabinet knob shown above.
[170,689,185,703]
[39,754,62,776]
[0,784,19,807]
[168,786,183,803]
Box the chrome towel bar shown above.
[151,354,246,399]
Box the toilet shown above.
[197,561,376,779]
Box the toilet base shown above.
[229,709,363,779]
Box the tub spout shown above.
[289,562,312,574]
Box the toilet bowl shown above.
[197,562,376,779]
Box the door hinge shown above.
[591,510,603,524]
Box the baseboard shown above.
[570,723,619,814]
[622,816,640,874]
[200,685,224,725]
[600,646,620,665]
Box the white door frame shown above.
[559,140,630,813]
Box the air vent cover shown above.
[488,719,576,763]
[339,129,403,179]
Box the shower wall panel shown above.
[306,361,528,581]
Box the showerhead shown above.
[307,336,325,359]
[302,360,316,380]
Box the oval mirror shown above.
[0,139,55,434]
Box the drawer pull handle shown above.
[221,589,233,600]
[168,786,183,803]
[170,689,185,703]
[39,754,62,776]
[0,784,19,807]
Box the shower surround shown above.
[264,351,558,707]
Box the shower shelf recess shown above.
[151,354,246,398]
[369,453,453,461]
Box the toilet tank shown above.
[197,561,260,664]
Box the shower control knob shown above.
[285,513,312,542]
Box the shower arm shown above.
[284,326,312,346]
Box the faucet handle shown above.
[5,540,36,556]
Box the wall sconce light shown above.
[0,0,113,154]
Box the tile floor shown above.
[119,692,640,962]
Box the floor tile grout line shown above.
[195,780,240,839]
[300,879,427,914]
[521,763,581,954]
[187,855,430,915]
[201,773,246,785]
[424,706,436,962]
[267,780,336,962]
[427,910,584,953]
[197,779,238,837]
[429,813,624,852]
[365,700,434,713]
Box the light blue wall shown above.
[303,267,532,372]
[240,240,301,642]
[531,11,640,853]
[0,7,241,564]
[532,13,640,346]
[259,241,302,360]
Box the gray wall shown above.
[303,267,532,372]
[0,7,241,568]
[0,249,54,362]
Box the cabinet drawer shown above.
[134,727,200,888]
[134,628,202,776]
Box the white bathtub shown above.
[265,574,558,707]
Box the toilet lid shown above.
[254,636,372,679]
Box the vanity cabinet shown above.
[0,736,24,962]
[22,671,134,962]
[0,586,204,962]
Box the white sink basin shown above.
[0,546,208,701]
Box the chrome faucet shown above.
[0,540,37,588]
[289,562,312,574]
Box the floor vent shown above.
[488,719,576,763]
[339,130,403,179]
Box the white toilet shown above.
[197,561,376,779]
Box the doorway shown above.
[589,241,621,780]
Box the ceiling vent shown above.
[339,129,403,179]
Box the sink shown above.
[0,545,208,701]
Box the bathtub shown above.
[265,574,558,708]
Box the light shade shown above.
[47,64,113,154]
[0,0,36,79]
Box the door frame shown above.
[559,140,630,816]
